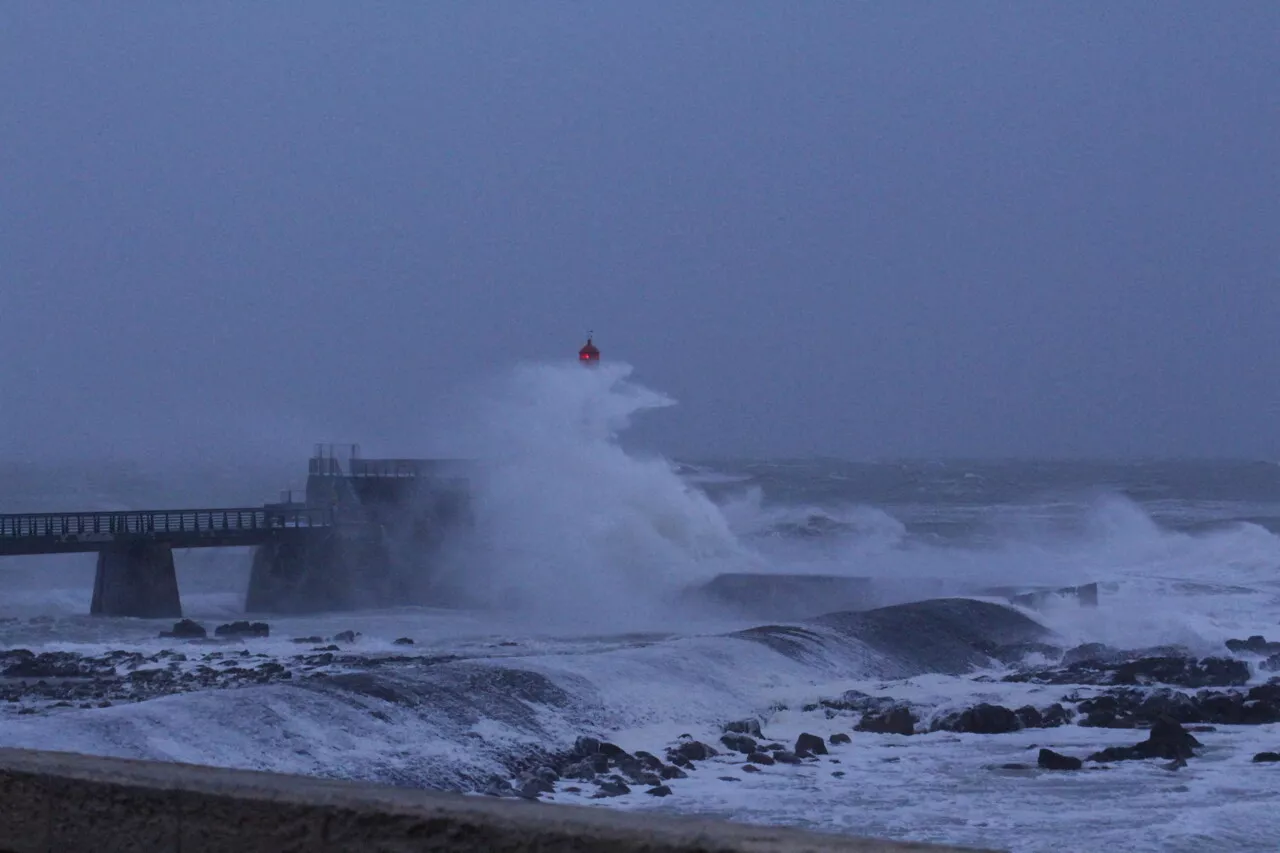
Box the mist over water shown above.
[426,361,762,631]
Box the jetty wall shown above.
[0,747,998,852]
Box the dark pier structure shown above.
[0,445,470,619]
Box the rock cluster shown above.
[0,644,456,715]
[214,621,270,639]
[0,647,297,712]
[543,736,690,799]
[1005,649,1249,688]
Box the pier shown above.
[0,445,470,620]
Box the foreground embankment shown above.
[0,747,992,853]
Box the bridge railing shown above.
[0,507,333,540]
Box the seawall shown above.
[0,747,999,852]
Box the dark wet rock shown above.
[311,645,340,652]
[746,751,775,766]
[291,636,323,644]
[1226,635,1280,656]
[560,760,597,781]
[1253,752,1280,763]
[772,750,802,764]
[598,742,628,759]
[813,598,1053,674]
[795,733,827,755]
[816,690,897,714]
[518,774,554,796]
[1061,643,1122,667]
[668,754,694,770]
[588,754,611,774]
[671,740,717,762]
[536,766,559,784]
[160,620,206,640]
[483,776,515,797]
[934,703,1022,735]
[1088,715,1201,763]
[717,776,741,782]
[829,732,852,745]
[214,621,269,639]
[1112,656,1248,688]
[613,758,645,783]
[574,736,601,756]
[742,764,760,773]
[720,733,757,754]
[855,706,917,736]
[659,765,687,780]
[1038,749,1082,770]
[2,652,89,679]
[645,785,672,797]
[1015,706,1042,729]
[987,642,1065,665]
[633,751,664,771]
[392,637,415,646]
[332,630,359,644]
[593,779,630,798]
[1075,693,1140,728]
[1248,681,1280,705]
[1069,684,1280,729]
[723,718,763,738]
[1041,703,1073,727]
[831,770,846,778]
[515,781,543,800]
[620,764,662,787]
[1008,653,1249,689]
[1262,654,1280,672]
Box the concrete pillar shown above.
[90,543,182,619]
[246,532,391,614]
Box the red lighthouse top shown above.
[579,335,600,366]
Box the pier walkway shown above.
[0,445,470,619]
[0,506,332,556]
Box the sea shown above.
[2,363,1280,852]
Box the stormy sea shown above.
[3,364,1280,853]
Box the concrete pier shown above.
[0,747,998,852]
[89,543,181,619]
[245,531,385,614]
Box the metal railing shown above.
[347,459,431,478]
[0,506,333,540]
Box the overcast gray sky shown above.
[2,2,1277,462]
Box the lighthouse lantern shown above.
[579,334,600,366]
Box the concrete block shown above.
[46,776,177,852]
[90,543,181,619]
[0,769,49,853]
[0,748,1000,853]
[176,789,325,853]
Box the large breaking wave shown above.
[0,598,1047,788]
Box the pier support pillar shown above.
[90,543,182,619]
[246,530,395,614]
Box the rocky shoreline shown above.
[0,619,455,715]
[5,622,1280,801]
[493,636,1280,802]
